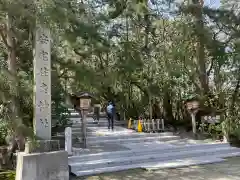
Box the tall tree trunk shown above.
[230,68,240,113]
[125,15,130,112]
[6,14,25,153]
[163,88,174,123]
[144,12,153,122]
[6,14,18,120]
[192,0,209,95]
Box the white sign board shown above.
[33,27,51,140]
[80,98,91,109]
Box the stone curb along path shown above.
[66,108,240,177]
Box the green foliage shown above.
[224,114,240,136]
[199,123,223,139]
[51,69,70,126]
[0,121,8,145]
[0,0,239,144]
[0,170,15,180]
[232,127,240,139]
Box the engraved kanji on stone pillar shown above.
[34,27,51,140]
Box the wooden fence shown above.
[128,118,165,132]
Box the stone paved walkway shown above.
[71,157,240,180]
[69,115,240,178]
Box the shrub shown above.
[0,170,15,180]
[0,121,9,145]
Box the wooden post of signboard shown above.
[80,98,91,148]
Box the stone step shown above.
[87,126,132,131]
[70,112,80,115]
[144,151,240,170]
[70,146,239,173]
[84,126,135,135]
[71,124,101,128]
[67,111,106,117]
[72,156,225,176]
[78,135,180,145]
[54,131,93,137]
[71,150,240,177]
[54,131,147,139]
[143,151,240,170]
[69,143,229,162]
[143,157,225,170]
[69,119,112,123]
[53,128,141,139]
[61,112,80,117]
[71,131,94,136]
[87,113,107,117]
[67,108,75,112]
[72,157,224,176]
[69,118,81,124]
[69,127,173,136]
[54,128,171,140]
[67,109,106,116]
[71,127,93,131]
[70,122,126,128]
[85,132,173,141]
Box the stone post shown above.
[33,27,51,140]
[65,127,72,155]
[191,113,197,135]
[161,119,165,131]
[152,119,155,131]
[82,110,87,148]
[157,119,160,130]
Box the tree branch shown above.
[58,69,68,78]
[73,49,90,59]
[207,58,214,76]
[130,81,149,97]
[0,23,10,49]
[230,68,240,112]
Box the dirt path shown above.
[71,157,240,180]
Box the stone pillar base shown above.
[25,140,60,153]
[16,140,68,180]
[15,151,69,180]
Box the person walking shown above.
[106,101,115,130]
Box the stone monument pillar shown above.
[65,127,72,155]
[15,27,69,180]
[33,27,51,140]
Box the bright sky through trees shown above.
[205,0,220,8]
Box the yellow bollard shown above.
[128,118,132,129]
[137,119,143,132]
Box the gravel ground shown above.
[71,157,240,180]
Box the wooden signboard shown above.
[80,98,91,109]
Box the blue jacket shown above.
[107,104,115,114]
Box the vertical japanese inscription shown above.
[37,30,49,44]
[37,100,50,112]
[40,82,48,94]
[39,50,49,61]
[34,27,51,140]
